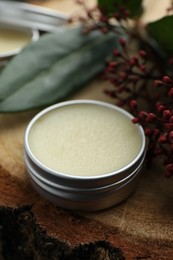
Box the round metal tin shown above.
[24,100,146,211]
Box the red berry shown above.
[145,128,152,136]
[113,49,121,57]
[132,117,140,124]
[139,64,146,72]
[139,50,147,59]
[162,75,172,84]
[156,104,165,113]
[129,57,138,66]
[153,128,160,137]
[163,110,171,120]
[164,123,173,131]
[129,100,137,109]
[159,134,167,143]
[139,111,147,119]
[119,38,126,47]
[146,113,156,122]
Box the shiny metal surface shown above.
[24,100,146,211]
[25,150,145,192]
[0,1,68,32]
[28,169,142,211]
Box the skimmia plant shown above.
[74,0,173,177]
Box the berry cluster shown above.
[103,39,155,107]
[72,0,131,34]
[104,38,173,177]
[132,76,173,178]
[75,0,173,177]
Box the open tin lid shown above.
[0,1,68,32]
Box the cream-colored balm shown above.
[0,27,31,54]
[28,104,142,177]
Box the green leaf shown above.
[98,0,143,18]
[147,15,173,55]
[0,26,118,112]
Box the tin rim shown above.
[24,100,146,181]
[25,149,145,192]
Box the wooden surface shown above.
[0,0,173,259]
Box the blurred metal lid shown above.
[0,1,68,32]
